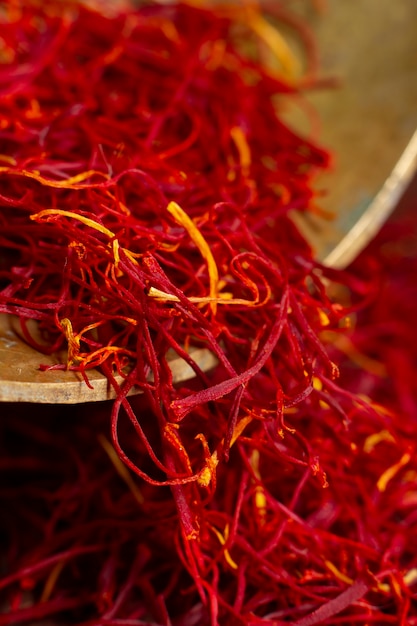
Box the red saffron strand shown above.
[1,1,417,625]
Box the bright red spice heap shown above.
[1,1,416,624]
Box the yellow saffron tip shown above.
[99,434,144,505]
[312,376,323,391]
[247,12,302,80]
[377,452,411,492]
[363,430,395,454]
[40,559,66,603]
[324,560,353,586]
[0,167,107,188]
[167,201,219,313]
[31,209,139,268]
[0,154,17,166]
[404,568,417,587]
[31,208,115,238]
[60,318,81,365]
[210,525,238,570]
[230,126,252,176]
[318,310,330,327]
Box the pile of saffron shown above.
[1,1,416,624]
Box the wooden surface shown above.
[286,0,417,267]
[0,314,218,404]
